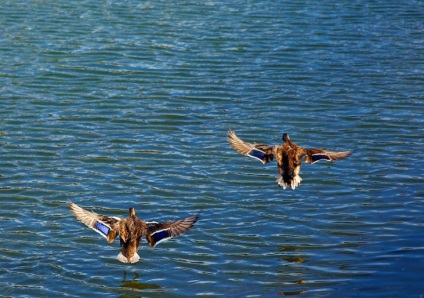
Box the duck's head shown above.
[129,208,136,217]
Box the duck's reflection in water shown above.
[118,271,161,297]
[278,245,308,296]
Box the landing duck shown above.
[69,203,199,263]
[227,129,351,190]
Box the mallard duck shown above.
[227,129,352,190]
[69,203,199,263]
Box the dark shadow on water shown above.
[280,290,307,296]
[117,271,161,298]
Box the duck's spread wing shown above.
[145,214,199,248]
[303,148,352,164]
[69,203,121,243]
[227,129,274,164]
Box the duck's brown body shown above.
[227,130,351,189]
[69,203,199,263]
[117,208,144,263]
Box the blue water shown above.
[1,0,423,297]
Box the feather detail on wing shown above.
[145,214,199,248]
[303,148,352,164]
[227,129,274,164]
[69,203,120,243]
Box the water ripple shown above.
[1,0,424,296]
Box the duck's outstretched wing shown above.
[227,129,274,164]
[303,148,352,164]
[69,203,121,243]
[144,214,199,248]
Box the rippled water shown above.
[1,0,423,297]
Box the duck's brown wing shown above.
[144,214,199,248]
[69,203,121,243]
[227,129,274,164]
[303,148,352,164]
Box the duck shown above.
[69,202,199,263]
[227,129,352,190]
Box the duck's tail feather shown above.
[117,252,140,264]
[276,175,302,190]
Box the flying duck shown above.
[69,203,199,263]
[227,129,352,190]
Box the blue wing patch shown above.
[248,149,266,161]
[95,222,110,236]
[152,230,170,243]
[312,154,331,163]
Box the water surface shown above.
[1,0,423,297]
